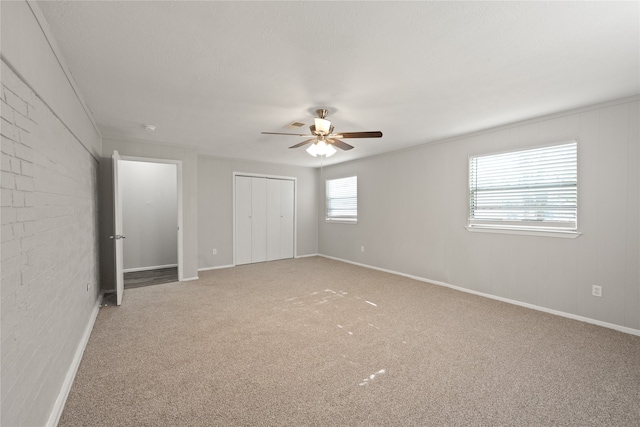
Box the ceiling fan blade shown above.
[289,138,315,149]
[329,139,354,151]
[334,131,383,139]
[262,132,313,137]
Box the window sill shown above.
[465,225,582,239]
[326,218,358,225]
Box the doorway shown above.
[117,157,183,290]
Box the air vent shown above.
[286,121,306,129]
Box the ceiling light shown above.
[325,144,336,157]
[314,118,331,135]
[306,143,318,157]
[306,139,336,158]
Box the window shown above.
[326,176,357,222]
[468,141,578,235]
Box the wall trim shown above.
[295,253,319,258]
[198,264,234,272]
[25,1,100,137]
[198,257,319,271]
[46,293,103,427]
[123,264,178,273]
[318,254,640,337]
[180,276,199,282]
[0,55,100,162]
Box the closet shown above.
[235,175,294,265]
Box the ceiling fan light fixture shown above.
[316,139,329,156]
[306,139,336,158]
[306,143,318,157]
[325,144,337,157]
[314,118,331,135]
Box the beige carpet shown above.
[60,257,640,426]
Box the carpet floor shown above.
[59,257,640,426]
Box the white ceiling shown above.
[37,1,639,167]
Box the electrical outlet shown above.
[86,283,90,291]
[360,245,365,252]
[212,248,217,255]
[592,285,602,297]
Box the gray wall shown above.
[1,2,102,425]
[198,155,318,269]
[100,138,199,286]
[120,160,178,271]
[319,99,639,332]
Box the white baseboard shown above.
[197,256,318,272]
[123,264,178,273]
[198,264,234,272]
[295,253,319,258]
[180,276,199,282]
[318,254,640,337]
[46,292,103,427]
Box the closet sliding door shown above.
[235,175,295,266]
[267,179,294,261]
[251,178,267,263]
[235,176,253,265]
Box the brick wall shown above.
[1,60,100,426]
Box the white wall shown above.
[198,155,318,269]
[319,98,639,333]
[120,160,178,271]
[1,2,102,426]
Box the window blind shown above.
[326,176,357,221]
[469,141,577,231]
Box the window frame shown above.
[325,175,358,224]
[466,140,581,238]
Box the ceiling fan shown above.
[261,109,383,157]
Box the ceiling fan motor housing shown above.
[312,109,332,135]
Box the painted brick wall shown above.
[1,60,100,426]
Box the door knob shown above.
[110,234,126,239]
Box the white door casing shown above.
[118,155,184,281]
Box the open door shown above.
[111,151,125,305]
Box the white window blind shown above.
[469,141,577,232]
[326,176,357,222]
